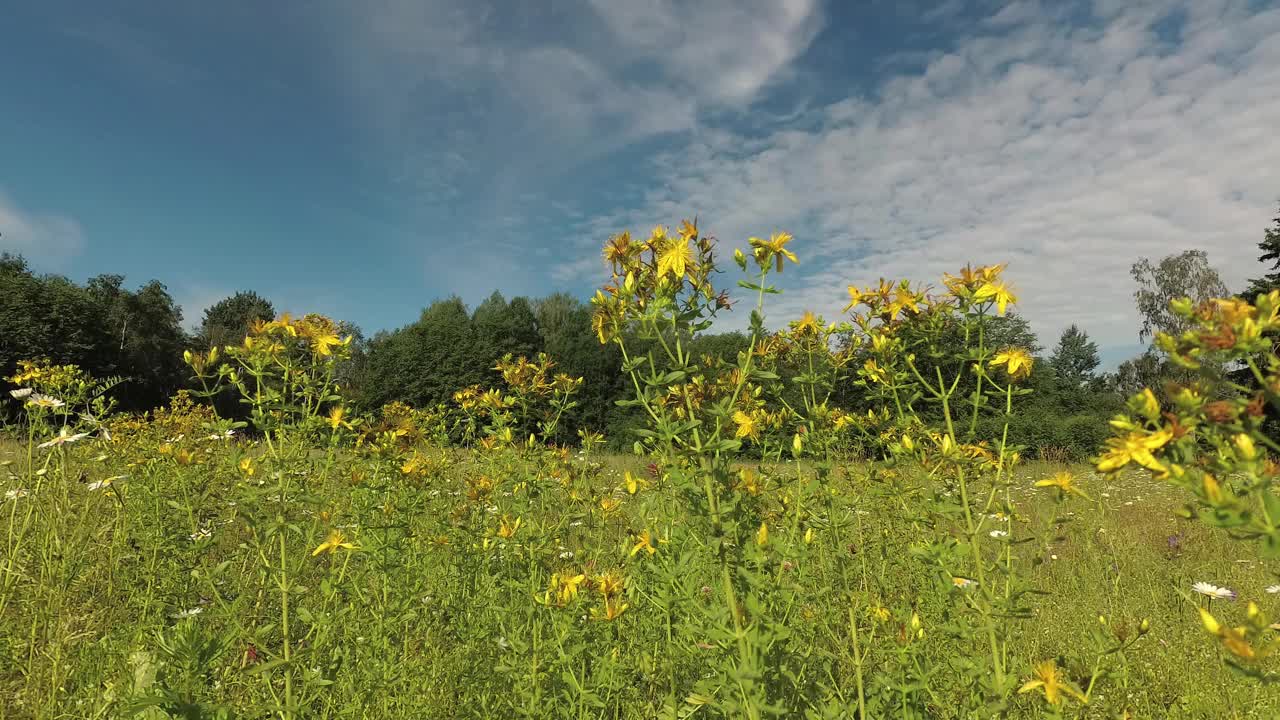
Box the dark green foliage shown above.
[0,254,105,378]
[686,331,752,364]
[985,312,1043,355]
[0,254,187,410]
[363,296,487,410]
[1244,203,1280,300]
[1048,324,1100,387]
[970,360,1122,461]
[86,274,189,409]
[533,293,627,441]
[193,291,278,419]
[472,292,543,367]
[197,291,275,350]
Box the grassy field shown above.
[2,429,1277,719]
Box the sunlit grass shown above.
[2,434,1278,718]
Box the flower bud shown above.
[1198,607,1221,635]
[1202,473,1223,504]
[1235,433,1258,461]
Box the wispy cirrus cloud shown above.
[562,0,1280,354]
[585,0,824,105]
[0,190,85,267]
[320,0,826,300]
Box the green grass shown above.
[1,435,1278,719]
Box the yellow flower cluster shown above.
[7,358,86,390]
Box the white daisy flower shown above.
[1192,582,1236,600]
[87,475,126,491]
[26,393,64,409]
[989,530,1008,538]
[9,388,32,399]
[1265,585,1280,594]
[952,576,977,589]
[37,427,90,449]
[170,607,203,619]
[4,488,29,500]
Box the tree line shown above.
[3,203,1278,457]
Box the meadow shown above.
[2,435,1277,718]
[3,224,1280,718]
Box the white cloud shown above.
[586,0,824,104]
[564,0,1280,354]
[0,191,85,266]
[326,0,824,183]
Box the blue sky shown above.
[3,0,1278,366]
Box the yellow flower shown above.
[762,231,797,271]
[862,359,887,384]
[1096,429,1173,473]
[548,572,587,606]
[1198,607,1260,660]
[989,348,1033,379]
[602,231,633,265]
[1034,471,1092,500]
[791,311,821,336]
[630,529,656,557]
[328,406,347,430]
[1202,473,1224,504]
[843,285,863,312]
[312,529,358,556]
[592,598,629,621]
[311,332,344,357]
[889,286,921,318]
[497,515,522,539]
[974,280,1017,315]
[1018,660,1087,706]
[657,237,695,280]
[595,571,625,598]
[733,410,759,440]
[1135,388,1161,420]
[735,468,763,496]
[677,218,698,242]
[599,496,621,514]
[1235,433,1259,461]
[756,521,768,547]
[624,471,641,495]
[238,457,256,477]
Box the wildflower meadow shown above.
[4,222,1280,719]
